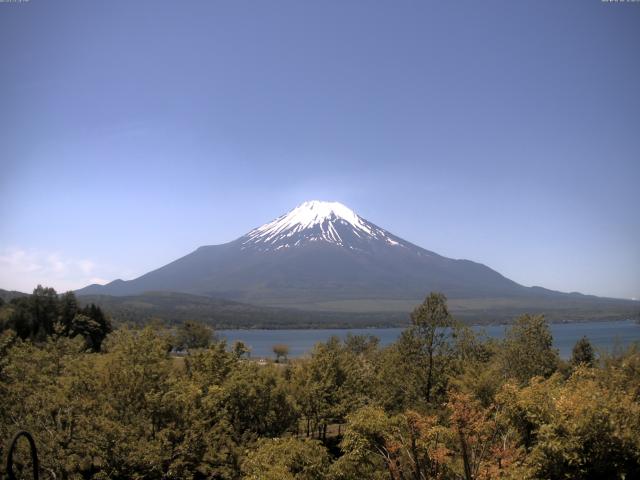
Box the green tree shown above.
[344,333,379,356]
[57,290,79,335]
[9,301,32,339]
[448,390,522,480]
[375,340,423,412]
[175,320,212,350]
[273,343,290,363]
[221,363,298,438]
[449,331,503,408]
[406,292,457,403]
[68,313,102,351]
[335,405,393,479]
[243,437,331,480]
[497,368,640,478]
[0,285,60,340]
[184,340,235,387]
[292,337,374,440]
[30,285,59,339]
[231,339,250,359]
[571,336,595,368]
[501,314,559,385]
[0,333,93,479]
[337,405,453,480]
[87,327,177,478]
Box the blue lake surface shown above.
[220,319,640,359]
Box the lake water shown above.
[220,319,640,359]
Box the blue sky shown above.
[1,0,638,299]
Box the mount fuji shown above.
[76,201,638,321]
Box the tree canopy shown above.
[0,286,111,351]
[1,290,639,479]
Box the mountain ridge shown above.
[76,201,638,319]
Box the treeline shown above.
[0,285,112,351]
[75,291,411,330]
[0,293,639,479]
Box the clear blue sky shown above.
[1,0,638,299]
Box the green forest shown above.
[1,288,639,479]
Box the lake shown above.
[219,319,640,359]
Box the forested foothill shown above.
[1,290,639,479]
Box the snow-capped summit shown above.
[241,200,404,251]
[259,200,367,232]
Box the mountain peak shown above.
[278,200,366,231]
[241,200,403,251]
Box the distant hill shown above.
[76,200,639,324]
[76,290,638,329]
[76,291,409,329]
[3,287,636,329]
[0,288,29,302]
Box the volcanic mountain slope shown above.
[77,201,638,316]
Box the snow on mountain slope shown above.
[242,200,406,251]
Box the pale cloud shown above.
[79,260,96,275]
[0,248,119,293]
